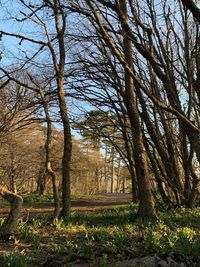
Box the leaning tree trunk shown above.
[85,0,156,219]
[119,0,156,220]
[0,186,23,237]
[120,113,138,202]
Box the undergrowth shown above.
[0,197,200,266]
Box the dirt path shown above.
[0,193,132,217]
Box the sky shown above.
[0,1,92,140]
[0,0,198,139]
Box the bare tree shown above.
[0,81,34,236]
[0,0,72,217]
[28,74,60,217]
[68,0,200,210]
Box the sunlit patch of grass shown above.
[160,208,200,229]
[23,193,112,206]
[144,217,200,257]
[22,194,55,207]
[144,222,178,253]
[175,227,200,255]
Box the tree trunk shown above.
[36,151,46,195]
[95,166,100,194]
[145,140,172,207]
[122,175,126,194]
[137,84,183,204]
[37,172,46,195]
[94,142,101,194]
[29,74,61,218]
[110,145,115,193]
[181,0,200,22]
[104,143,108,193]
[47,163,60,218]
[116,158,121,193]
[10,172,17,194]
[120,115,138,201]
[0,186,23,237]
[119,0,156,220]
[129,159,138,203]
[58,81,72,217]
[52,2,72,218]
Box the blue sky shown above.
[0,1,88,140]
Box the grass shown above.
[0,194,200,266]
[0,193,56,209]
[0,253,29,267]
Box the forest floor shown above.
[0,193,200,267]
[0,193,132,216]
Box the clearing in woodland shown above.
[0,193,200,267]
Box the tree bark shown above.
[0,186,23,236]
[181,0,200,22]
[119,0,156,220]
[47,162,60,218]
[110,145,115,193]
[122,175,126,194]
[121,116,138,202]
[51,1,72,218]
[84,0,156,219]
[104,143,108,193]
[58,81,72,217]
[129,160,138,203]
[37,172,46,195]
[116,158,121,193]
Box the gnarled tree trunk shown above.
[47,163,60,218]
